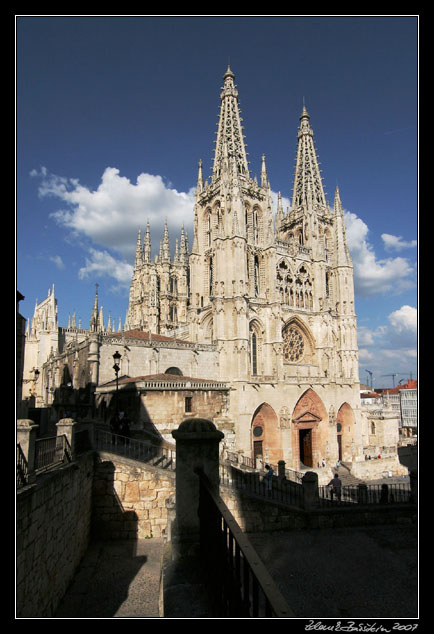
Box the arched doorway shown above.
[336,403,355,463]
[251,403,281,464]
[291,389,327,469]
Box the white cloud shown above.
[381,233,417,252]
[49,255,65,270]
[35,166,196,261]
[345,211,415,296]
[357,305,417,381]
[78,248,133,285]
[388,305,417,333]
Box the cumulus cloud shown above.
[345,211,415,296]
[381,233,417,252]
[388,305,417,334]
[357,304,417,381]
[78,248,133,286]
[34,166,196,262]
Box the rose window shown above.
[283,326,304,362]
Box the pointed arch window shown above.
[209,257,214,297]
[251,332,257,375]
[249,322,262,376]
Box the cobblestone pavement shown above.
[55,538,164,618]
[249,523,418,619]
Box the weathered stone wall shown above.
[16,452,94,617]
[92,452,176,539]
[351,455,408,479]
[139,389,229,442]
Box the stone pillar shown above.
[357,483,368,505]
[302,471,319,509]
[56,417,77,457]
[17,419,39,483]
[410,470,417,504]
[171,418,224,556]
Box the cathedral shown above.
[22,66,367,474]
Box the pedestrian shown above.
[120,415,131,446]
[328,473,342,501]
[263,464,274,492]
[321,458,326,468]
[110,414,120,443]
[336,459,340,471]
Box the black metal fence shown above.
[197,468,294,618]
[94,429,176,471]
[17,444,28,488]
[318,482,412,506]
[220,463,304,507]
[34,435,72,472]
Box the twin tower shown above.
[126,66,358,388]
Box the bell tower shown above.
[188,67,275,379]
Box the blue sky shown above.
[16,15,418,388]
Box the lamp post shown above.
[112,351,121,417]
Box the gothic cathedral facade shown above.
[125,67,363,470]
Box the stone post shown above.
[302,471,319,509]
[409,470,417,504]
[357,483,368,505]
[17,419,39,483]
[171,418,224,557]
[56,417,77,458]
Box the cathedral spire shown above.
[90,284,99,332]
[212,66,249,183]
[162,218,170,261]
[144,220,151,262]
[134,228,142,267]
[292,105,327,211]
[333,186,351,266]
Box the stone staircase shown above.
[337,462,364,486]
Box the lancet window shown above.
[277,261,313,309]
[249,321,263,376]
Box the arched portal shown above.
[336,403,356,462]
[251,403,281,465]
[291,389,327,470]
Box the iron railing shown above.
[219,463,304,507]
[17,444,28,488]
[318,482,412,507]
[94,429,176,470]
[197,468,295,618]
[34,435,72,472]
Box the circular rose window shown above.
[283,326,304,362]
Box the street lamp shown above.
[112,351,122,416]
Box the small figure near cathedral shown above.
[328,473,342,501]
[263,464,274,492]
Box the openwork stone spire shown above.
[212,66,249,182]
[292,106,327,210]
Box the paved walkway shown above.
[55,539,165,618]
[54,521,417,619]
[249,523,418,619]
